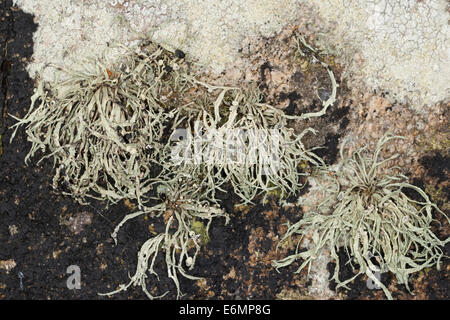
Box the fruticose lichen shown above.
[99,181,229,299]
[10,42,196,207]
[273,133,449,299]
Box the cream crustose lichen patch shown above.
[273,133,449,299]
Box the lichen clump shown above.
[10,42,196,207]
[161,85,322,204]
[100,181,228,299]
[273,133,449,299]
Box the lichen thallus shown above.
[272,133,449,299]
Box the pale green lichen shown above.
[161,84,323,205]
[10,42,196,208]
[99,181,229,299]
[273,133,449,299]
